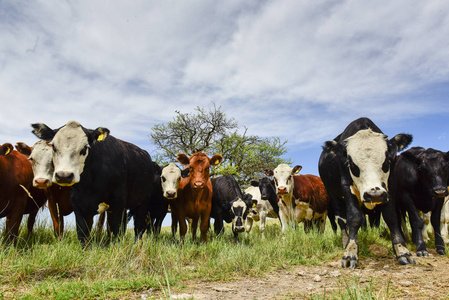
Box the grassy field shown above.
[0,217,441,299]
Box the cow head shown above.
[177,152,223,189]
[16,141,54,189]
[267,164,302,195]
[230,194,256,233]
[258,177,276,200]
[402,148,449,198]
[161,163,182,199]
[325,128,412,209]
[32,121,109,186]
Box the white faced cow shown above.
[318,117,415,268]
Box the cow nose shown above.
[363,187,387,203]
[277,186,287,194]
[193,181,204,188]
[166,191,176,199]
[433,187,448,198]
[261,193,268,200]
[234,226,245,233]
[34,178,51,189]
[55,171,74,184]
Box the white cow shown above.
[245,185,278,238]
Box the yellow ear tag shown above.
[5,147,11,155]
[97,202,110,214]
[252,203,256,208]
[97,133,105,141]
[294,169,299,174]
[215,159,219,165]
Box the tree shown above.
[149,102,291,186]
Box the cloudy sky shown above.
[2,0,449,177]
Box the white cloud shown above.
[1,0,449,153]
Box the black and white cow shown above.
[210,175,256,242]
[395,147,449,256]
[318,117,415,268]
[32,121,154,245]
[245,177,280,238]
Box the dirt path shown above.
[140,249,449,299]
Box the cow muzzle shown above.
[433,187,448,198]
[363,187,387,205]
[165,191,177,199]
[55,171,75,185]
[193,181,205,189]
[34,178,51,189]
[277,186,288,194]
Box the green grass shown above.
[0,217,445,299]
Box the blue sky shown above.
[1,1,449,227]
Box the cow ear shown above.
[181,167,190,177]
[323,140,346,157]
[91,127,110,143]
[31,123,57,141]
[15,142,32,156]
[292,165,302,175]
[0,143,13,156]
[264,169,274,177]
[390,133,413,152]
[250,180,259,187]
[210,154,223,166]
[177,153,190,166]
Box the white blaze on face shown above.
[345,129,389,204]
[231,198,247,231]
[161,163,181,199]
[51,121,90,185]
[273,164,294,195]
[30,140,54,188]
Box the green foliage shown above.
[149,102,291,186]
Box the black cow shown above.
[395,147,449,256]
[210,175,256,242]
[32,121,154,246]
[318,117,415,268]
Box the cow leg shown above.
[420,211,431,243]
[4,213,24,245]
[382,199,415,264]
[259,211,268,238]
[171,211,178,238]
[400,213,412,242]
[245,216,253,238]
[278,202,289,236]
[342,196,364,268]
[178,212,188,242]
[26,210,38,235]
[75,213,93,247]
[303,220,312,233]
[403,200,428,256]
[46,191,63,238]
[190,217,199,242]
[213,216,224,235]
[431,199,446,255]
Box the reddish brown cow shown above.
[174,152,222,242]
[266,164,329,234]
[0,143,46,243]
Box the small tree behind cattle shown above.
[149,102,291,186]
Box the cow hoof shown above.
[416,250,429,257]
[341,256,358,268]
[437,249,446,255]
[397,255,415,265]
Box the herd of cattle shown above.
[1,118,448,269]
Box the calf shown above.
[0,143,46,243]
[245,177,280,238]
[210,175,255,242]
[32,121,155,245]
[267,164,329,234]
[174,152,222,242]
[395,147,449,256]
[160,163,183,237]
[318,117,414,268]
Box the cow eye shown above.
[161,176,166,182]
[348,156,360,178]
[80,145,89,156]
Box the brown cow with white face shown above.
[174,152,222,242]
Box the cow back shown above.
[292,174,329,214]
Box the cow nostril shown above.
[55,171,74,184]
[34,178,51,188]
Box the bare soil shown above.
[136,248,449,299]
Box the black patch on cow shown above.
[347,155,360,178]
[382,151,389,173]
